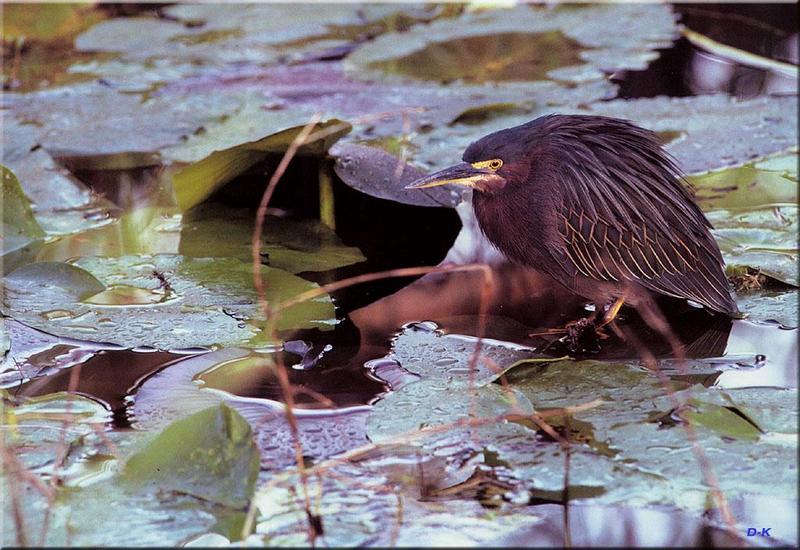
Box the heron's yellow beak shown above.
[404,163,488,189]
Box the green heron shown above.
[406,114,738,331]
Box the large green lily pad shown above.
[1,392,242,546]
[2,255,335,349]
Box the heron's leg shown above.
[598,297,625,328]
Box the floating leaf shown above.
[124,404,259,508]
[689,152,798,210]
[4,261,106,301]
[2,4,105,42]
[388,323,540,386]
[346,4,677,83]
[3,83,243,166]
[131,348,371,469]
[574,95,798,175]
[1,118,115,236]
[691,152,799,287]
[709,206,798,287]
[736,289,798,327]
[169,116,350,211]
[2,165,46,272]
[2,255,335,350]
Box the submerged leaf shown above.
[677,398,763,442]
[124,404,259,508]
[180,204,365,273]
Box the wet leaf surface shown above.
[125,404,259,508]
[131,348,371,469]
[2,255,335,350]
[0,392,241,546]
[346,4,677,83]
[1,119,116,237]
[736,289,798,327]
[692,151,799,287]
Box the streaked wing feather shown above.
[547,117,737,314]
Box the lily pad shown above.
[125,404,260,508]
[690,152,799,287]
[575,95,798,175]
[689,152,798,209]
[708,206,798,287]
[131,348,371,469]
[2,165,45,272]
[346,4,677,84]
[388,323,540,386]
[736,289,798,327]
[2,83,242,167]
[0,392,234,547]
[676,397,763,442]
[2,4,105,43]
[2,255,335,350]
[168,115,350,211]
[1,118,116,236]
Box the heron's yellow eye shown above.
[471,159,503,171]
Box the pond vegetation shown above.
[1,3,797,547]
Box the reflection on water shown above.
[373,31,585,83]
[497,502,791,547]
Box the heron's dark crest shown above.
[407,114,738,315]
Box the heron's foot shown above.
[562,317,602,354]
[529,317,609,353]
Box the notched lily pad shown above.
[124,404,260,508]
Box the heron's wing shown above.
[545,118,737,314]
